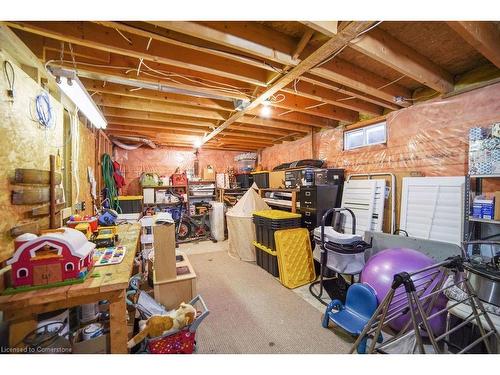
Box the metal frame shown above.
[350,256,499,354]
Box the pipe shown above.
[347,172,396,234]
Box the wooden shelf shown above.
[469,217,500,225]
[189,195,216,199]
[469,174,500,178]
[142,185,188,189]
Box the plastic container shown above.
[115,196,143,214]
[253,241,279,277]
[235,173,254,188]
[251,171,269,188]
[252,210,301,251]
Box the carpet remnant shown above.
[189,250,352,354]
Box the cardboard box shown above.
[269,170,286,189]
[202,166,215,181]
[72,328,109,354]
[495,191,500,221]
[153,253,197,310]
[152,223,176,281]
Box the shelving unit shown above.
[216,187,249,206]
[463,174,500,241]
[258,188,299,213]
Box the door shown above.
[32,264,62,286]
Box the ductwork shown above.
[111,135,157,150]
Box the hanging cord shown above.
[34,92,53,128]
[3,60,15,97]
[102,153,121,213]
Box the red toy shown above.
[7,228,96,289]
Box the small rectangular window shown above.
[344,121,387,150]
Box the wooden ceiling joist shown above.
[200,21,377,145]
[94,94,227,121]
[6,21,269,87]
[447,21,500,69]
[350,28,454,93]
[300,21,338,37]
[95,21,278,73]
[81,78,234,111]
[145,21,407,106]
[281,81,384,115]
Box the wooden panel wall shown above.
[0,50,96,263]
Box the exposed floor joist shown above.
[447,21,500,69]
[200,21,377,145]
[350,28,454,93]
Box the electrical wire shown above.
[3,60,15,95]
[34,92,53,128]
[313,21,383,70]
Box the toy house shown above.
[7,228,96,288]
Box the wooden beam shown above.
[281,80,384,115]
[0,23,58,94]
[292,29,315,60]
[200,22,376,145]
[301,74,400,110]
[95,21,276,73]
[262,90,359,122]
[312,58,412,104]
[94,94,227,121]
[102,106,308,134]
[447,21,500,69]
[6,21,268,87]
[81,78,233,111]
[147,21,410,106]
[300,21,338,37]
[107,124,276,144]
[350,28,454,93]
[149,21,299,67]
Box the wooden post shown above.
[49,154,56,229]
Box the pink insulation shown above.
[114,146,241,195]
[262,82,500,181]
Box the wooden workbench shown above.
[0,223,141,353]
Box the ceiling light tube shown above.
[50,68,107,129]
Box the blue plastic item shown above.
[322,283,382,354]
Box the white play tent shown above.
[226,184,270,261]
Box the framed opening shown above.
[344,122,387,150]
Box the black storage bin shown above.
[254,243,279,277]
[251,171,269,188]
[235,173,253,188]
[252,210,302,251]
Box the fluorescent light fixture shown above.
[50,68,107,129]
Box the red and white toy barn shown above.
[7,228,96,288]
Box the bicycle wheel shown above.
[177,219,192,241]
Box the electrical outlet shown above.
[74,201,86,212]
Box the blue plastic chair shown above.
[322,283,382,353]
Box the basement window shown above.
[344,122,387,150]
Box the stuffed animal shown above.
[127,302,196,349]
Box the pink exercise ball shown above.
[360,248,448,335]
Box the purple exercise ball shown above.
[360,248,447,335]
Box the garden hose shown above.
[102,153,121,213]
